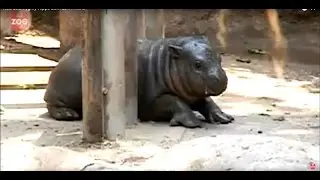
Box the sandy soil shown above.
[0,10,319,171]
[1,54,319,170]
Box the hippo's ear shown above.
[168,45,183,59]
[200,36,210,44]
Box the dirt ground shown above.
[165,9,320,65]
[0,10,319,171]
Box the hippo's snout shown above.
[205,67,228,96]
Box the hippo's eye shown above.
[194,60,202,69]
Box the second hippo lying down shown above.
[44,36,234,128]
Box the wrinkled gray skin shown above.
[138,36,234,128]
[44,36,234,128]
[44,46,83,120]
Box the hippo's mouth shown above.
[204,83,227,97]
[204,92,223,97]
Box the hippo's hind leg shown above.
[46,104,81,121]
[151,94,202,128]
[192,97,234,124]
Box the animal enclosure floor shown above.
[1,55,319,171]
[1,14,319,169]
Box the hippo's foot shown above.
[151,94,202,128]
[193,97,234,124]
[169,112,202,128]
[47,105,81,121]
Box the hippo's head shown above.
[168,36,228,97]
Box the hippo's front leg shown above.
[193,97,234,124]
[152,94,202,128]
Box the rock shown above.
[141,135,319,171]
[236,57,251,63]
[273,116,286,121]
[2,135,319,171]
[1,142,93,171]
[258,113,271,117]
[1,142,144,171]
[247,48,267,55]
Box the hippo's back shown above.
[137,38,173,116]
[44,46,83,109]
